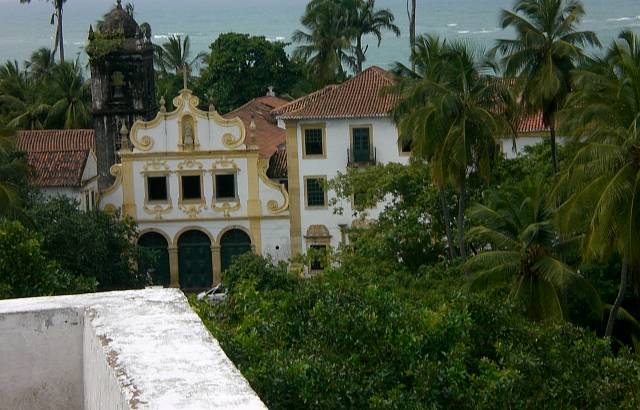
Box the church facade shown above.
[99,89,290,288]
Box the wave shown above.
[447,23,458,27]
[153,32,186,39]
[457,30,470,34]
[472,28,498,34]
[606,17,634,22]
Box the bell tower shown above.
[88,0,156,188]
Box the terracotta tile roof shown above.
[267,147,287,179]
[15,129,95,188]
[224,96,289,158]
[273,66,398,120]
[15,129,95,152]
[516,111,549,134]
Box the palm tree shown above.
[0,126,32,226]
[465,180,599,321]
[495,0,600,174]
[390,36,502,259]
[293,0,353,87]
[26,47,56,83]
[556,31,640,337]
[348,0,400,73]
[20,0,67,63]
[154,34,205,80]
[407,0,416,67]
[0,62,49,130]
[46,61,91,129]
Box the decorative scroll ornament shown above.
[179,203,205,219]
[142,159,169,172]
[222,132,244,149]
[211,158,238,171]
[177,159,204,170]
[212,202,241,218]
[257,159,289,214]
[143,204,173,220]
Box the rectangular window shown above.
[147,176,168,202]
[306,177,326,207]
[215,173,237,201]
[352,127,371,163]
[400,138,412,154]
[181,175,201,201]
[309,245,327,271]
[304,128,324,156]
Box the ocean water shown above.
[0,0,639,69]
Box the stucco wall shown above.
[0,307,84,410]
[295,117,408,248]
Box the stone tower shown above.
[88,0,156,188]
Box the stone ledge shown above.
[0,289,267,410]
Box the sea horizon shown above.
[0,0,639,70]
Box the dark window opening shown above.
[181,175,201,200]
[401,138,412,153]
[306,178,325,207]
[309,245,327,270]
[352,127,371,162]
[147,176,168,201]
[215,174,237,200]
[304,128,324,156]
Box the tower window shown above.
[147,176,168,202]
[215,173,237,201]
[181,175,202,201]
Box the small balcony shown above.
[347,147,377,167]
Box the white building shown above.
[16,129,99,211]
[99,89,291,288]
[273,66,410,256]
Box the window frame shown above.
[398,137,412,156]
[349,124,373,163]
[301,123,327,159]
[145,174,171,204]
[178,172,204,204]
[304,175,328,209]
[213,171,239,203]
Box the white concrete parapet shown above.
[0,289,267,410]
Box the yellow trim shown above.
[172,226,215,248]
[257,158,289,214]
[177,171,205,206]
[119,150,259,161]
[301,123,327,159]
[135,214,289,223]
[101,163,123,196]
[121,158,136,219]
[303,175,328,209]
[286,121,303,256]
[247,154,262,254]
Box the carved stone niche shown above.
[178,114,198,151]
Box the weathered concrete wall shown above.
[0,307,84,410]
[0,289,268,410]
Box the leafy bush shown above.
[194,255,640,410]
[0,219,95,299]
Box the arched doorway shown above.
[178,230,212,289]
[138,232,170,286]
[220,229,252,273]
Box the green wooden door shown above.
[352,128,370,163]
[178,230,212,289]
[220,229,252,273]
[138,232,170,286]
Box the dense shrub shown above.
[194,255,640,409]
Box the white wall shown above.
[295,117,408,248]
[0,308,84,410]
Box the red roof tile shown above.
[15,129,95,152]
[15,129,95,188]
[224,96,289,158]
[516,111,549,134]
[267,147,287,179]
[273,66,398,120]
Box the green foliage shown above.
[0,219,95,299]
[28,197,146,291]
[197,33,306,113]
[86,30,125,60]
[195,254,640,409]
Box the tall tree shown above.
[154,34,205,77]
[348,0,400,73]
[465,180,600,321]
[46,60,91,129]
[0,61,50,130]
[20,0,67,63]
[26,47,56,84]
[407,0,416,67]
[495,0,600,174]
[293,0,353,87]
[390,36,503,260]
[557,30,640,337]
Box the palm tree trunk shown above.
[56,3,65,63]
[438,187,456,261]
[407,0,416,70]
[605,255,629,338]
[457,172,467,260]
[356,36,363,73]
